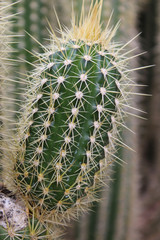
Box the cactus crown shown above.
[71,0,103,41]
[64,0,118,44]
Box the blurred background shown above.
[7,0,160,239]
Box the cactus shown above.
[0,1,13,179]
[0,0,138,239]
[9,0,50,125]
[11,0,49,71]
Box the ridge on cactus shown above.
[0,0,142,239]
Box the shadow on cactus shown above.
[0,0,138,239]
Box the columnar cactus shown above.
[11,0,49,70]
[10,0,50,123]
[0,0,13,178]
[1,0,135,239]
